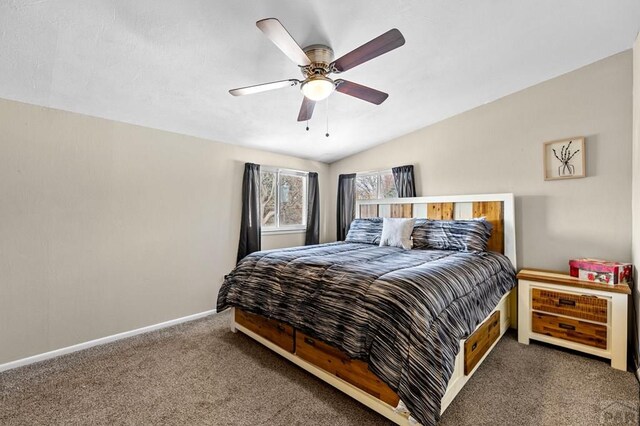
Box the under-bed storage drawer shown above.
[464,311,500,375]
[295,331,400,407]
[531,288,607,323]
[235,309,294,353]
[531,311,607,349]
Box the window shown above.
[355,170,398,200]
[261,167,308,232]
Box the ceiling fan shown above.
[229,18,405,122]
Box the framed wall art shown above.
[543,137,585,180]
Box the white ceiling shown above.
[1,1,639,163]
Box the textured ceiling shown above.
[1,1,639,162]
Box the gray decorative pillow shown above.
[379,218,416,250]
[412,218,493,252]
[345,218,384,244]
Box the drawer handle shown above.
[558,298,576,307]
[471,342,478,351]
[304,337,316,346]
[559,323,575,331]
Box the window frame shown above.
[260,166,309,235]
[355,169,397,200]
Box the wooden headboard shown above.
[355,193,516,268]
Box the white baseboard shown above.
[0,309,217,373]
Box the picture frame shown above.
[543,137,585,181]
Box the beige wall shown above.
[262,232,307,250]
[0,98,329,365]
[632,34,640,376]
[329,51,633,270]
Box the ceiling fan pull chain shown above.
[325,98,330,137]
[306,120,309,131]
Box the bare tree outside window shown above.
[380,172,398,198]
[260,168,308,230]
[279,174,305,226]
[356,174,378,200]
[260,171,276,226]
[356,170,397,200]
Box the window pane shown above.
[278,174,305,226]
[356,174,378,200]
[260,171,276,226]
[380,171,398,198]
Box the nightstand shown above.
[517,268,631,371]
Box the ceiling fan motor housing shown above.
[302,45,334,77]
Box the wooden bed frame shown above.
[230,193,517,425]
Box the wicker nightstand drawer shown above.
[531,288,607,323]
[531,311,607,349]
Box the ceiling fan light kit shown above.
[301,76,335,101]
[229,18,405,124]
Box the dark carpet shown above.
[1,311,638,425]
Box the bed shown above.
[217,194,517,426]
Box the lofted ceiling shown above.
[1,1,639,163]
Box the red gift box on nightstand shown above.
[569,258,632,285]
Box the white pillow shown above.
[379,218,416,250]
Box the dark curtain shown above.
[236,163,261,263]
[632,284,639,380]
[336,173,356,241]
[392,164,416,197]
[305,172,320,245]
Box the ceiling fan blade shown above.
[229,79,299,96]
[256,18,311,66]
[332,29,405,73]
[335,80,388,105]
[297,97,316,121]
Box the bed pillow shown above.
[379,218,416,250]
[411,219,431,249]
[345,218,384,244]
[412,218,493,252]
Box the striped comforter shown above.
[217,242,516,426]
